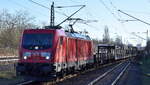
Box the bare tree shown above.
[102,26,110,44]
[145,40,150,54]
[115,35,122,45]
[92,38,103,53]
[0,9,37,55]
[0,9,36,29]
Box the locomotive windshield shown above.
[22,33,53,50]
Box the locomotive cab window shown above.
[22,33,54,50]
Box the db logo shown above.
[32,52,40,56]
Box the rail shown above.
[16,80,34,85]
[88,61,129,85]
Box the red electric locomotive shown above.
[16,2,94,79]
[16,26,93,77]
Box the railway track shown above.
[55,61,122,84]
[56,60,126,85]
[13,60,129,85]
[14,61,122,85]
[0,57,18,72]
[0,58,18,62]
[88,61,130,85]
[0,57,18,62]
[16,80,35,85]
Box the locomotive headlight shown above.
[41,52,51,60]
[46,56,50,60]
[23,56,27,60]
[23,52,31,59]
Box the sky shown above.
[1,0,150,46]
